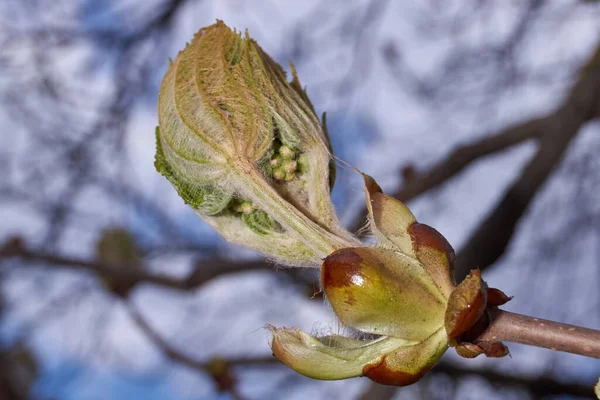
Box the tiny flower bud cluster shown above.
[270,142,299,181]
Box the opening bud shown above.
[155,21,359,265]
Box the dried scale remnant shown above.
[446,270,511,358]
[155,21,358,266]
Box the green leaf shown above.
[270,327,415,380]
[270,327,448,386]
[242,210,281,235]
[155,127,232,214]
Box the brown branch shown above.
[0,352,30,400]
[127,309,277,374]
[455,42,600,280]
[126,305,274,400]
[478,308,600,359]
[126,305,207,371]
[348,120,541,233]
[0,238,272,292]
[391,119,544,204]
[129,306,275,369]
[351,43,600,280]
[347,80,550,235]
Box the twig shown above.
[478,308,600,359]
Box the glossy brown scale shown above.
[321,248,364,290]
[362,355,431,386]
[408,222,456,267]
